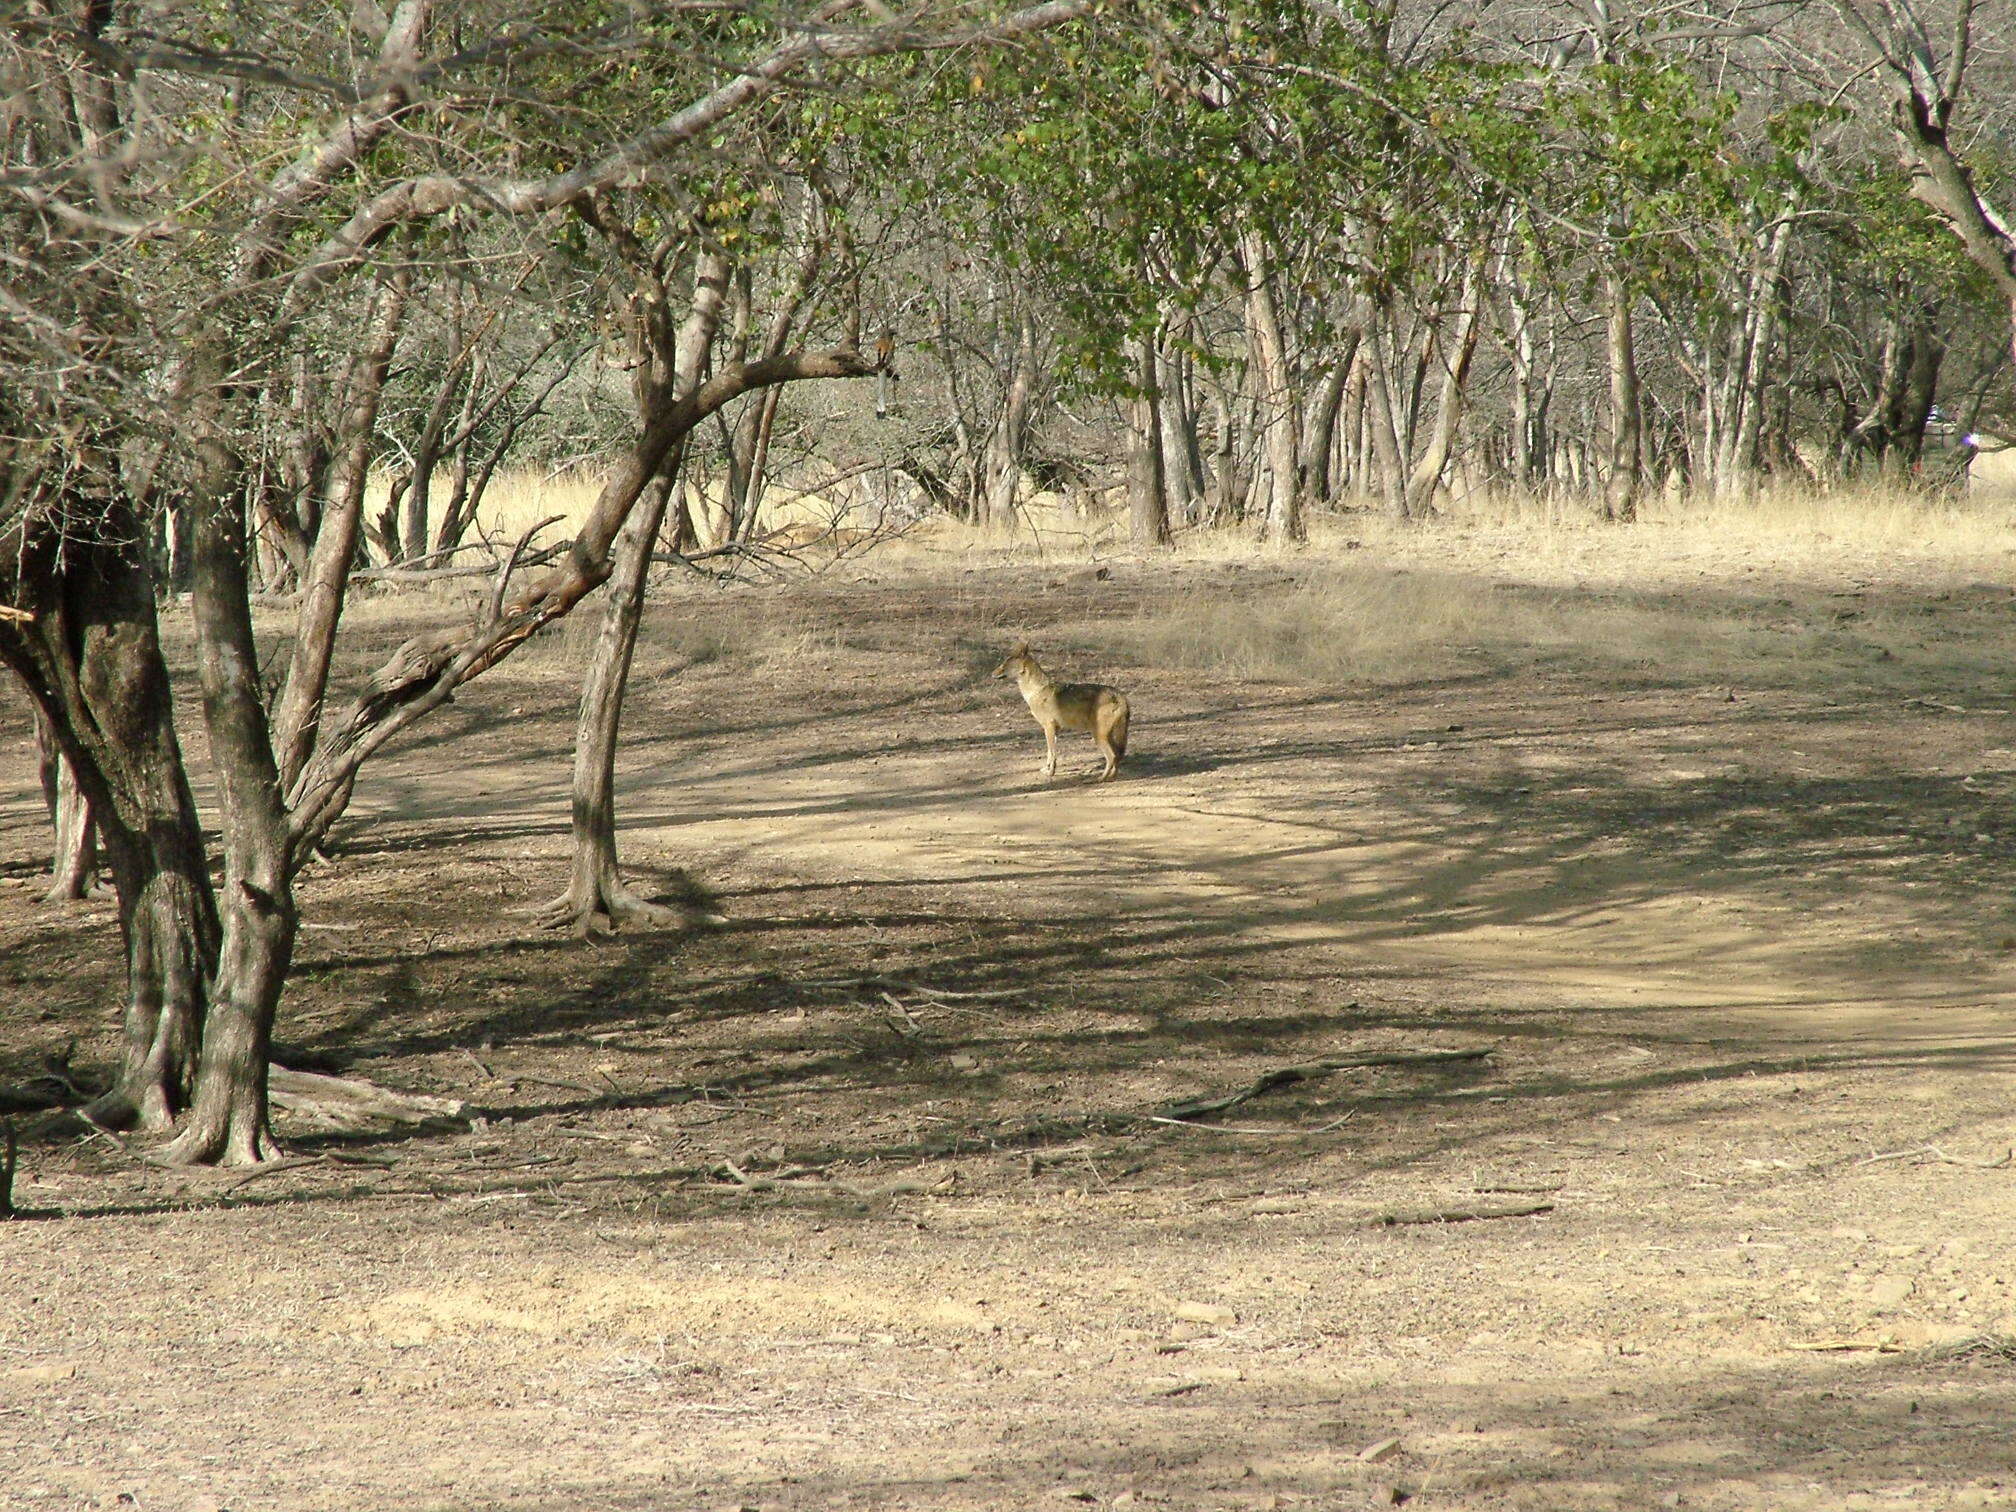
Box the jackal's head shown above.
[990,642,1031,679]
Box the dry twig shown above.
[1373,1201,1554,1226]
[1158,1047,1494,1121]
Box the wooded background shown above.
[3,0,2012,1166]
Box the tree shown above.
[0,0,1094,1163]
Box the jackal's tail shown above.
[1108,697,1130,763]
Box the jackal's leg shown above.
[1041,723,1058,780]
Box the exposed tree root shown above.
[157,1111,282,1168]
[534,868,725,938]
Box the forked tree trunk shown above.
[1405,258,1483,516]
[1363,306,1410,519]
[1300,337,1357,506]
[542,466,688,935]
[1239,230,1304,544]
[982,306,1036,529]
[275,269,409,791]
[544,245,730,935]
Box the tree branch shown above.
[281,0,1098,315]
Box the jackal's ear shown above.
[1009,640,1028,655]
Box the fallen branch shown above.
[1145,1112,1356,1136]
[803,974,1026,1002]
[0,1121,15,1217]
[268,1067,467,1131]
[1372,1201,1553,1226]
[223,1156,328,1193]
[1856,1144,2014,1170]
[1157,1046,1494,1121]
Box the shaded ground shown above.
[3,532,2016,1511]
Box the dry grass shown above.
[346,473,2016,701]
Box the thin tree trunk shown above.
[36,709,99,902]
[1406,260,1483,515]
[1604,268,1642,522]
[1364,303,1409,519]
[275,269,409,792]
[543,245,731,935]
[1239,229,1304,544]
[1157,337,1206,525]
[983,305,1036,528]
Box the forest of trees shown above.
[3,0,2013,1166]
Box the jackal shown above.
[990,642,1130,782]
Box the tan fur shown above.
[990,642,1130,782]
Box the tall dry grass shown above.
[356,469,2016,699]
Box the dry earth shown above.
[3,522,2016,1512]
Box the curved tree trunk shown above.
[162,441,297,1166]
[1405,258,1483,516]
[539,467,692,935]
[543,243,730,934]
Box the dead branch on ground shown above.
[1373,1201,1554,1226]
[1157,1047,1495,1121]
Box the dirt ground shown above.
[3,521,2016,1512]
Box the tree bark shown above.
[0,501,219,1133]
[1125,334,1172,548]
[274,268,410,791]
[543,243,732,935]
[161,438,297,1167]
[35,709,99,902]
[1239,229,1304,544]
[1603,268,1642,522]
[983,304,1036,529]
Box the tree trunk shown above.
[1405,259,1483,515]
[275,268,409,792]
[1157,338,1206,526]
[1364,304,1410,519]
[1204,382,1241,526]
[0,501,219,1133]
[543,244,731,934]
[1125,335,1171,548]
[1239,230,1304,544]
[1300,336,1357,506]
[1603,268,1642,522]
[35,709,99,902]
[982,305,1036,529]
[161,440,297,1167]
